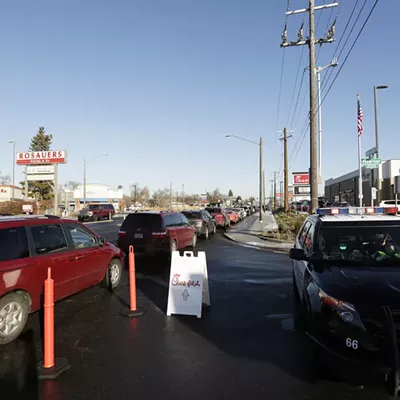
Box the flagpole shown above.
[357,94,363,207]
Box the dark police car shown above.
[290,206,400,397]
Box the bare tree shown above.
[0,172,10,185]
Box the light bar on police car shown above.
[316,206,399,215]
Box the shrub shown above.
[267,211,307,241]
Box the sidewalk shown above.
[224,212,293,253]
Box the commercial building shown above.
[72,184,125,211]
[325,159,400,206]
[0,185,24,202]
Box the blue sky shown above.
[0,0,397,199]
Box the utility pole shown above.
[259,136,263,222]
[83,159,87,207]
[279,128,293,212]
[262,170,265,210]
[169,181,172,210]
[281,0,337,213]
[274,172,277,211]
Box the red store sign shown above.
[293,173,309,185]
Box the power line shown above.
[289,0,381,169]
[320,0,363,93]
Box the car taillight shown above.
[118,231,127,237]
[152,231,168,239]
[195,219,202,226]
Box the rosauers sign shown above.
[16,151,67,165]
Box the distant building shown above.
[0,185,24,202]
[325,159,400,206]
[73,184,125,211]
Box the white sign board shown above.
[166,251,210,318]
[27,165,55,174]
[27,174,55,181]
[372,187,377,200]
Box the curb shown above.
[224,232,291,253]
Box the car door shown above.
[180,214,194,246]
[63,223,108,289]
[172,213,185,248]
[29,223,76,301]
[293,221,311,297]
[164,214,178,245]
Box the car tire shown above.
[102,259,122,290]
[93,215,99,222]
[204,227,209,240]
[0,292,30,345]
[192,234,197,248]
[212,225,216,234]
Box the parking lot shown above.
[0,216,392,400]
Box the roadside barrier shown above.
[120,246,146,317]
[37,268,70,379]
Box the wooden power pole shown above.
[280,128,292,212]
[281,0,337,213]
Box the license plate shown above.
[134,233,143,239]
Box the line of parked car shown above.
[0,203,258,345]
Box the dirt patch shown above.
[263,212,307,241]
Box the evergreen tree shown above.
[20,127,54,200]
[228,189,233,197]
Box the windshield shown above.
[182,212,201,219]
[315,222,400,265]
[83,205,98,210]
[206,208,221,214]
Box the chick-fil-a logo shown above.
[171,274,200,287]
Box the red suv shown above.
[117,211,197,258]
[0,215,123,345]
[205,207,230,229]
[78,204,115,222]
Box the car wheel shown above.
[192,234,197,248]
[93,215,99,222]
[102,259,122,289]
[0,292,30,345]
[204,227,209,240]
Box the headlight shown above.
[318,289,356,323]
[88,211,93,215]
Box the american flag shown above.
[357,96,363,137]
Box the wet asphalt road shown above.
[0,217,393,399]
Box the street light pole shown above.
[225,134,263,222]
[83,154,107,208]
[316,58,337,185]
[8,141,15,201]
[373,85,388,204]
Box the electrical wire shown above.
[289,0,381,169]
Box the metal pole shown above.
[11,142,15,200]
[373,86,381,205]
[317,68,322,184]
[24,165,28,200]
[262,170,265,210]
[309,0,318,213]
[259,137,263,222]
[83,159,87,208]
[358,96,363,207]
[54,164,59,215]
[283,128,289,212]
[273,172,277,211]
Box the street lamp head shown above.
[8,140,14,144]
[225,135,232,138]
[376,85,388,90]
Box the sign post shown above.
[16,151,66,214]
[167,251,210,318]
[371,187,377,207]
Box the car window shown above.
[30,224,68,255]
[304,223,315,253]
[298,221,310,247]
[181,214,190,226]
[163,214,174,228]
[182,211,201,219]
[121,213,164,232]
[0,227,30,262]
[172,213,183,227]
[67,225,97,249]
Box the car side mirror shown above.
[98,237,105,246]
[289,248,308,261]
